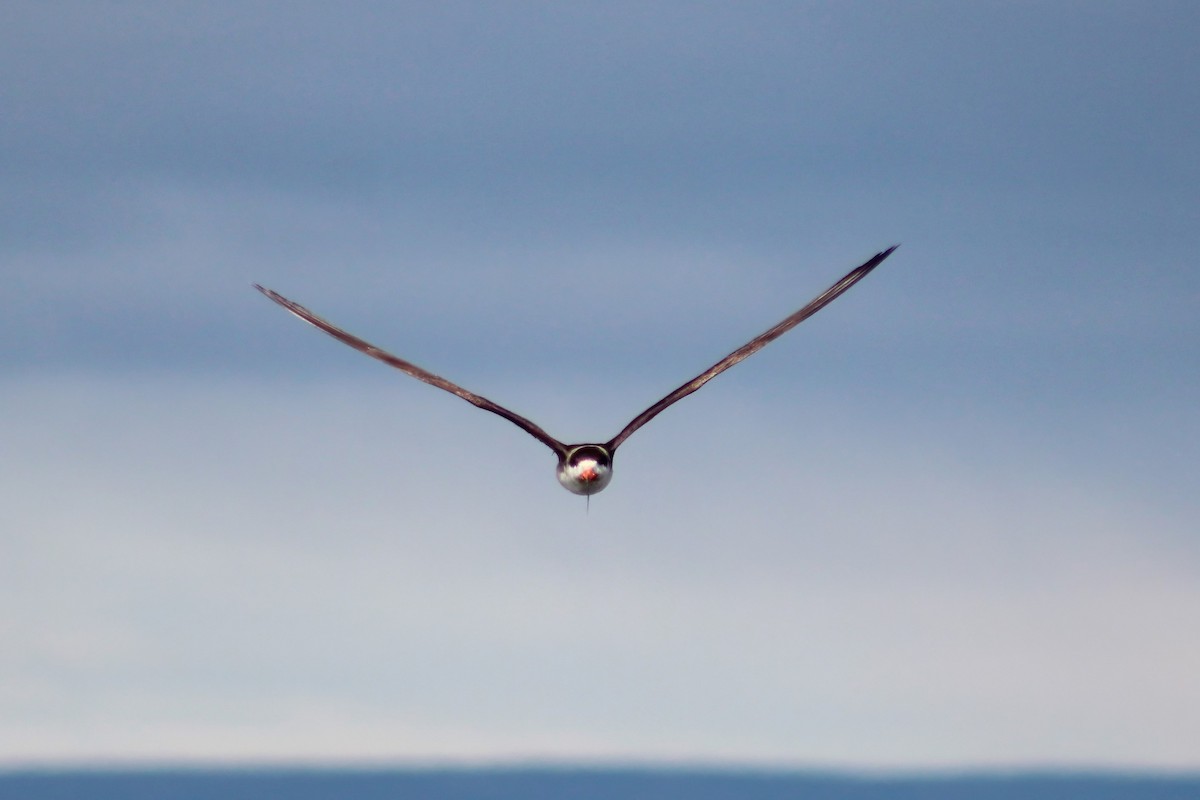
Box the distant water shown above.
[2,768,1199,800]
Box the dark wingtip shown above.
[862,244,900,274]
[253,284,289,306]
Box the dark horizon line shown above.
[3,759,1198,778]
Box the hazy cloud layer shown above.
[2,1,1198,768]
[3,376,1197,766]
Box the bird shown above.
[255,245,896,498]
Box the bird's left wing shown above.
[605,246,897,452]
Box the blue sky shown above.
[2,1,1198,769]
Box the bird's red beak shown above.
[579,466,598,482]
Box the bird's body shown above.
[556,444,614,496]
[255,246,896,497]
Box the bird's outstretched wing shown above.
[254,285,568,457]
[605,246,897,452]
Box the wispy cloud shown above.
[2,0,1198,768]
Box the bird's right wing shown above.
[605,246,897,452]
[254,285,568,457]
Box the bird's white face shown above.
[556,447,614,495]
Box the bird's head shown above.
[556,444,613,496]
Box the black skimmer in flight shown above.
[255,246,896,498]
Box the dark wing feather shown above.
[254,285,567,457]
[605,246,897,452]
